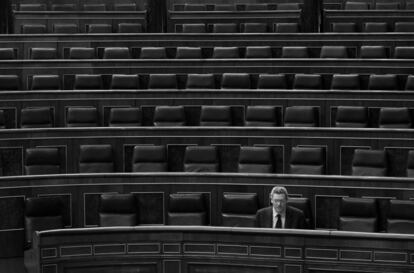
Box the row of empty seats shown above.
[330,21,414,32]
[16,3,144,11]
[173,3,301,11]
[340,1,414,9]
[175,22,300,33]
[19,23,144,33]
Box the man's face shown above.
[271,193,287,214]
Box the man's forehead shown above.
[271,193,287,199]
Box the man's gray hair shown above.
[269,186,289,200]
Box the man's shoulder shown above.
[256,206,272,215]
[287,205,305,217]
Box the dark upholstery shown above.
[221,193,258,227]
[363,22,388,32]
[394,22,414,32]
[212,23,238,33]
[393,47,414,59]
[20,4,46,11]
[53,24,78,34]
[238,146,274,173]
[335,106,368,128]
[379,107,412,128]
[368,74,398,90]
[66,107,98,127]
[339,197,378,232]
[245,46,272,58]
[386,200,414,234]
[132,145,168,172]
[245,106,279,126]
[184,4,206,11]
[0,75,19,90]
[332,22,356,32]
[405,75,414,90]
[30,48,57,59]
[140,47,167,59]
[24,147,60,175]
[148,74,177,89]
[293,74,322,89]
[83,4,106,11]
[344,1,369,10]
[74,75,103,90]
[184,146,219,172]
[245,4,268,10]
[407,150,414,177]
[109,107,141,127]
[114,3,137,11]
[289,146,325,175]
[375,2,399,9]
[200,106,232,126]
[257,74,287,89]
[69,47,96,59]
[320,46,348,58]
[243,23,268,33]
[21,107,53,128]
[277,3,300,10]
[182,24,206,33]
[214,4,236,11]
[31,75,60,90]
[352,149,388,176]
[168,193,207,225]
[99,194,137,227]
[0,110,6,129]
[79,144,114,173]
[118,23,143,33]
[186,74,215,89]
[103,47,131,59]
[51,4,75,11]
[176,47,202,59]
[287,197,313,229]
[153,106,186,126]
[281,46,309,58]
[22,24,46,34]
[331,74,360,90]
[88,24,112,33]
[284,106,319,127]
[360,46,387,58]
[275,23,299,33]
[0,48,15,60]
[111,74,139,89]
[212,47,240,58]
[221,73,250,89]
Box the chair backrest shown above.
[406,150,414,177]
[22,24,46,34]
[289,146,325,175]
[245,106,279,126]
[199,106,232,126]
[335,106,368,128]
[148,74,177,89]
[243,23,268,33]
[245,46,272,58]
[21,107,53,128]
[111,74,139,89]
[238,146,274,173]
[393,47,414,59]
[88,24,112,33]
[132,145,168,172]
[54,24,78,34]
[109,107,141,127]
[84,3,106,11]
[360,46,387,58]
[212,47,240,58]
[140,47,167,59]
[103,47,131,59]
[153,106,186,126]
[339,197,378,232]
[257,74,287,89]
[375,2,399,9]
[221,73,250,89]
[352,149,387,176]
[332,22,356,32]
[114,3,138,11]
[31,75,61,90]
[287,197,313,229]
[293,74,322,89]
[379,107,412,128]
[281,46,309,58]
[275,23,299,33]
[363,22,388,32]
[99,193,138,227]
[182,23,206,33]
[284,106,319,127]
[186,74,215,89]
[24,147,61,175]
[184,4,206,11]
[331,74,360,90]
[344,1,369,9]
[78,144,114,173]
[74,74,103,90]
[69,47,96,59]
[221,193,258,227]
[386,200,414,234]
[394,22,414,32]
[168,193,208,225]
[212,23,238,33]
[184,146,219,172]
[66,107,98,127]
[368,74,398,90]
[245,3,268,10]
[320,46,348,58]
[0,75,19,90]
[118,23,143,33]
[214,4,236,11]
[176,47,202,59]
[30,48,57,59]
[0,48,15,60]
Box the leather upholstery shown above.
[406,150,414,177]
[386,200,414,234]
[394,22,414,32]
[289,146,325,175]
[288,197,313,228]
[53,24,78,33]
[73,74,102,90]
[284,106,319,127]
[213,23,238,33]
[393,47,414,59]
[118,23,143,33]
[21,107,53,128]
[335,106,368,128]
[320,46,348,58]
[140,47,167,59]
[51,4,75,11]
[379,107,411,128]
[69,47,96,59]
[375,2,399,9]
[30,48,57,59]
[31,75,60,90]
[364,22,388,32]
[282,46,309,58]
[83,4,106,11]
[293,74,322,89]
[114,4,137,11]
[214,4,236,11]
[109,107,141,127]
[182,24,206,33]
[245,46,272,58]
[99,193,138,227]
[168,193,207,225]
[22,24,46,34]
[0,75,19,90]
[200,106,232,126]
[186,74,215,89]
[352,149,387,176]
[339,197,378,232]
[245,4,268,10]
[344,2,369,10]
[88,24,112,33]
[275,23,299,33]
[66,107,98,127]
[221,193,258,227]
[212,47,240,58]
[184,146,219,172]
[331,74,360,90]
[79,144,114,173]
[221,73,250,89]
[245,106,279,126]
[405,75,414,91]
[176,47,202,59]
[111,74,139,89]
[103,47,131,59]
[360,46,387,58]
[20,4,46,11]
[368,74,398,90]
[148,74,177,89]
[243,23,267,33]
[184,4,206,11]
[153,106,186,126]
[24,147,60,175]
[257,74,287,89]
[277,3,300,10]
[238,146,274,173]
[132,145,168,172]
[332,22,356,32]
[0,48,15,60]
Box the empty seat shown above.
[275,23,299,33]
[184,146,219,172]
[88,24,112,33]
[24,147,60,175]
[287,197,313,229]
[103,47,131,59]
[257,74,287,89]
[344,1,369,9]
[407,150,414,177]
[19,4,46,11]
[0,48,15,60]
[69,47,95,59]
[66,107,98,127]
[277,3,300,10]
[320,46,349,58]
[83,4,106,11]
[186,74,215,89]
[406,2,414,9]
[118,23,143,33]
[214,4,236,11]
[148,74,177,89]
[245,4,268,10]
[79,144,114,173]
[393,47,414,58]
[379,107,412,128]
[200,106,232,126]
[21,107,53,128]
[360,46,387,58]
[245,46,272,58]
[394,22,414,32]
[386,200,414,234]
[405,75,414,90]
[238,146,274,173]
[140,47,167,59]
[331,74,360,90]
[53,24,78,34]
[110,74,139,89]
[335,106,369,128]
[245,105,279,126]
[221,73,250,89]
[293,74,322,89]
[182,24,206,33]
[153,105,186,126]
[0,75,19,90]
[30,48,57,59]
[289,146,325,175]
[339,197,378,232]
[168,193,208,225]
[132,145,168,172]
[31,75,60,90]
[74,75,102,90]
[284,106,319,127]
[352,149,388,176]
[99,194,137,227]
[363,22,388,32]
[114,3,137,11]
[221,193,258,227]
[212,47,240,58]
[0,110,6,129]
[108,107,141,127]
[368,74,398,90]
[282,46,309,58]
[243,23,267,33]
[22,24,46,34]
[212,23,238,33]
[375,2,399,9]
[51,4,75,11]
[176,47,202,59]
[331,22,357,32]
[184,4,206,11]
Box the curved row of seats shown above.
[173,3,301,11]
[330,21,414,32]
[19,23,144,34]
[17,3,144,11]
[341,1,414,10]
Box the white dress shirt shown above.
[272,207,286,228]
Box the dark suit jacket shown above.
[255,206,306,229]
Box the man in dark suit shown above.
[256,186,306,229]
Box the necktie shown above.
[275,214,282,229]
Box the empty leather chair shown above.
[344,1,369,9]
[73,75,103,90]
[182,23,206,33]
[186,74,215,89]
[0,48,15,60]
[331,74,360,90]
[108,107,141,127]
[212,47,240,58]
[335,106,369,128]
[153,105,186,126]
[245,105,279,126]
[275,23,299,33]
[221,73,250,89]
[24,147,61,175]
[0,110,6,129]
[19,4,46,11]
[363,22,388,32]
[53,24,78,34]
[83,4,106,11]
[118,23,143,33]
[406,2,414,9]
[132,145,168,172]
[99,194,137,227]
[375,2,399,9]
[88,24,112,33]
[287,197,313,229]
[184,146,219,172]
[282,46,309,58]
[0,75,19,90]
[69,47,96,59]
[394,22,414,32]
[214,4,236,11]
[79,144,114,173]
[184,4,206,11]
[22,24,46,34]
[368,74,398,90]
[405,75,414,90]
[331,22,357,32]
[114,3,137,11]
[284,106,319,127]
[289,146,325,175]
[51,4,75,11]
[140,47,167,59]
[103,47,131,59]
[243,23,268,33]
[30,48,57,59]
[212,23,238,33]
[339,197,378,232]
[277,3,300,10]
[148,74,177,89]
[257,74,287,89]
[238,146,274,173]
[31,75,60,90]
[176,47,202,59]
[360,46,387,58]
[221,193,258,227]
[66,107,98,127]
[379,107,412,128]
[386,200,414,234]
[293,74,322,89]
[168,193,208,225]
[110,74,139,89]
[245,46,272,58]
[21,107,53,128]
[352,149,387,176]
[393,47,414,59]
[245,4,268,10]
[320,46,349,58]
[407,150,414,177]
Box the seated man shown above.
[256,186,306,229]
